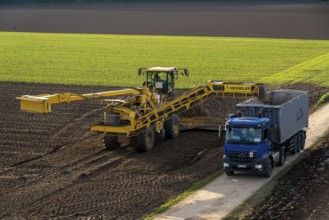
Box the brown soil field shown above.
[0,81,328,219]
[0,1,328,39]
[246,133,329,220]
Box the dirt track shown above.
[0,1,329,39]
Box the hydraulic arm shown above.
[135,80,266,129]
[16,89,143,113]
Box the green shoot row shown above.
[0,32,328,88]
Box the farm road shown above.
[155,103,329,220]
[0,1,329,39]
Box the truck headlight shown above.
[224,163,230,168]
[255,164,262,169]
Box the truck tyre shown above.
[277,147,286,166]
[263,159,273,178]
[225,170,234,176]
[301,132,306,150]
[297,134,302,153]
[135,127,155,152]
[164,114,180,139]
[290,135,298,154]
[103,134,120,151]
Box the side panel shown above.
[236,90,308,144]
[278,92,308,143]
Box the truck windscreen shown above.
[226,127,262,144]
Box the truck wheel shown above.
[290,135,298,154]
[135,127,155,152]
[225,170,234,176]
[164,114,180,139]
[277,147,286,166]
[263,159,273,178]
[297,135,302,153]
[301,132,306,150]
[103,134,120,151]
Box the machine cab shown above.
[138,67,189,96]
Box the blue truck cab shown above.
[222,90,309,178]
[223,116,279,177]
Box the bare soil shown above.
[0,81,328,219]
[0,1,329,39]
[245,133,329,220]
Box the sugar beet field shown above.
[1,1,329,219]
[1,32,329,87]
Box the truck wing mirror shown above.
[176,68,189,77]
[218,125,226,140]
[264,128,271,142]
[183,69,189,76]
[138,68,147,76]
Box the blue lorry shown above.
[220,90,309,177]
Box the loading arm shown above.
[16,89,141,113]
[133,81,266,130]
[91,80,267,134]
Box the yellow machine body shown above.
[16,89,141,113]
[16,67,267,151]
[17,80,266,134]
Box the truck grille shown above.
[228,151,257,164]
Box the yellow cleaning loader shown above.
[17,67,267,152]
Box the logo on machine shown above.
[224,85,252,93]
[296,108,303,121]
[239,152,245,158]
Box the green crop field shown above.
[0,32,328,88]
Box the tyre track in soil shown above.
[1,82,328,219]
[0,107,105,168]
[0,133,216,219]
[0,138,137,219]
[0,82,106,168]
[22,133,221,220]
[0,82,114,218]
